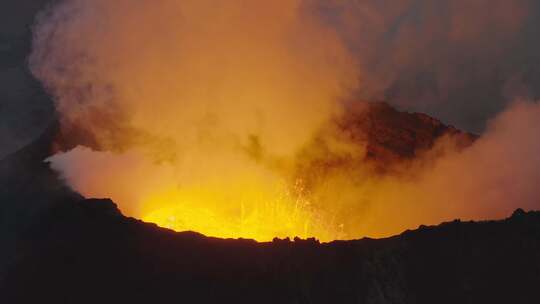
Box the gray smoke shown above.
[310,0,540,132]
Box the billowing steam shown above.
[348,101,540,236]
[32,0,540,240]
[32,0,359,241]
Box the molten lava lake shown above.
[139,186,346,242]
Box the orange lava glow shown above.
[35,0,540,242]
[140,185,342,241]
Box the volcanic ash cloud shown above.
[33,0,540,240]
[32,0,359,240]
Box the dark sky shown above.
[0,0,54,158]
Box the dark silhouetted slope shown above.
[1,103,538,304]
[1,196,539,304]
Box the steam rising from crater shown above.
[32,0,361,153]
[31,0,360,240]
[32,0,540,240]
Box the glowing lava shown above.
[34,0,540,243]
[140,185,342,241]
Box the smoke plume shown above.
[32,0,540,240]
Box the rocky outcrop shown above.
[1,195,539,304]
[295,102,477,191]
[343,102,476,162]
[1,106,538,303]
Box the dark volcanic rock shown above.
[1,2,539,303]
[295,102,477,190]
[345,102,477,162]
[0,121,81,280]
[1,196,539,304]
[0,118,539,304]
